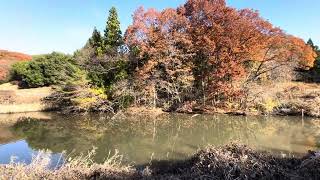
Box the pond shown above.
[0,112,319,167]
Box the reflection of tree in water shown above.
[10,114,320,164]
[0,126,19,144]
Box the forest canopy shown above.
[11,0,318,113]
[124,0,316,105]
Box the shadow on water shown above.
[0,112,319,166]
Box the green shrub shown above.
[86,57,128,89]
[11,52,83,88]
[116,94,134,109]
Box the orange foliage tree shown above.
[249,34,316,82]
[125,7,194,107]
[125,0,316,106]
[180,0,282,101]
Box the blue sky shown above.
[0,0,319,55]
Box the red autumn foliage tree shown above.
[125,7,194,107]
[125,0,316,107]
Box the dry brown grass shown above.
[0,103,50,114]
[0,149,136,180]
[247,81,320,117]
[0,83,53,114]
[124,107,165,117]
[0,144,319,180]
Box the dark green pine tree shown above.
[307,38,314,45]
[307,38,320,72]
[89,27,103,48]
[89,27,104,56]
[307,38,319,51]
[307,38,315,49]
[104,7,123,53]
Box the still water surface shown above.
[0,112,319,166]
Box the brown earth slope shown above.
[0,50,32,82]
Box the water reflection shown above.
[0,112,319,165]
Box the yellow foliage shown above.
[262,98,279,113]
[89,88,108,99]
[89,88,104,95]
[72,97,96,107]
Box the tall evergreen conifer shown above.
[104,7,123,53]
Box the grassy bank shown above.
[1,81,320,119]
[246,81,320,117]
[0,83,53,114]
[1,144,319,179]
[196,81,320,118]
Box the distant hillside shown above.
[0,50,32,82]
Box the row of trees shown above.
[124,0,316,108]
[12,0,318,112]
[80,0,317,111]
